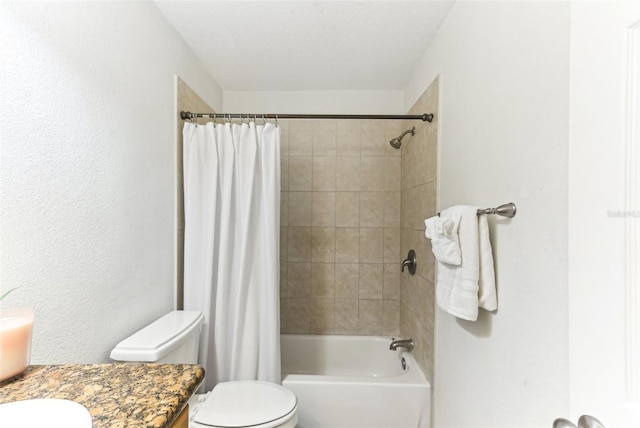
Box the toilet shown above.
[110,311,297,428]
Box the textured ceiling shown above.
[155,1,455,91]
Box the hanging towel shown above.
[424,216,462,265]
[435,205,497,321]
[477,214,497,311]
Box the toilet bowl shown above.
[110,311,297,428]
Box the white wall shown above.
[0,1,222,363]
[223,90,403,114]
[404,2,571,427]
[569,3,640,427]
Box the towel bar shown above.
[437,202,517,218]
[477,202,517,218]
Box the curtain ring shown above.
[213,113,217,127]
[262,114,266,125]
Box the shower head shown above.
[389,127,415,149]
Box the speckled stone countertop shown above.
[0,364,204,428]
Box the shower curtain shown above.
[182,121,280,390]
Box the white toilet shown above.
[110,311,298,428]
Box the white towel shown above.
[435,205,497,321]
[477,214,497,311]
[424,216,461,265]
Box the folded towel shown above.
[435,205,497,321]
[424,216,461,265]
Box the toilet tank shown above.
[110,311,203,364]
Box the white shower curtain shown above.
[182,121,280,390]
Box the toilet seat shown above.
[192,381,297,428]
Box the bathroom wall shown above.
[0,2,222,363]
[224,91,403,114]
[399,77,439,383]
[404,2,570,427]
[279,119,403,336]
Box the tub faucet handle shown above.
[401,250,416,275]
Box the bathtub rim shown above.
[280,333,430,387]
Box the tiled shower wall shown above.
[399,76,439,382]
[279,119,405,335]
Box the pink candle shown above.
[0,307,34,382]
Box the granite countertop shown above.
[0,364,204,428]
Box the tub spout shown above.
[389,338,414,351]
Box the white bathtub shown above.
[281,334,431,428]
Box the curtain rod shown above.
[180,111,434,122]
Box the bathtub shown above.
[281,334,431,428]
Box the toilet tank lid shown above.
[110,311,203,362]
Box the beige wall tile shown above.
[312,156,336,191]
[335,263,359,298]
[382,299,400,336]
[383,263,400,299]
[281,155,289,191]
[360,121,386,156]
[384,156,402,191]
[336,156,361,191]
[281,192,289,227]
[289,156,312,191]
[280,297,287,333]
[279,121,290,156]
[310,298,334,334]
[384,228,401,264]
[289,121,313,156]
[358,299,382,335]
[359,263,383,299]
[288,262,311,297]
[288,227,311,262]
[311,263,335,298]
[337,121,360,156]
[400,187,414,230]
[336,192,360,227]
[335,299,359,334]
[360,156,385,191]
[311,227,335,262]
[335,227,359,263]
[280,262,288,298]
[280,227,288,268]
[289,192,312,226]
[360,192,384,227]
[312,192,336,227]
[359,227,383,264]
[415,181,438,230]
[313,121,337,156]
[384,191,401,228]
[287,298,311,334]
